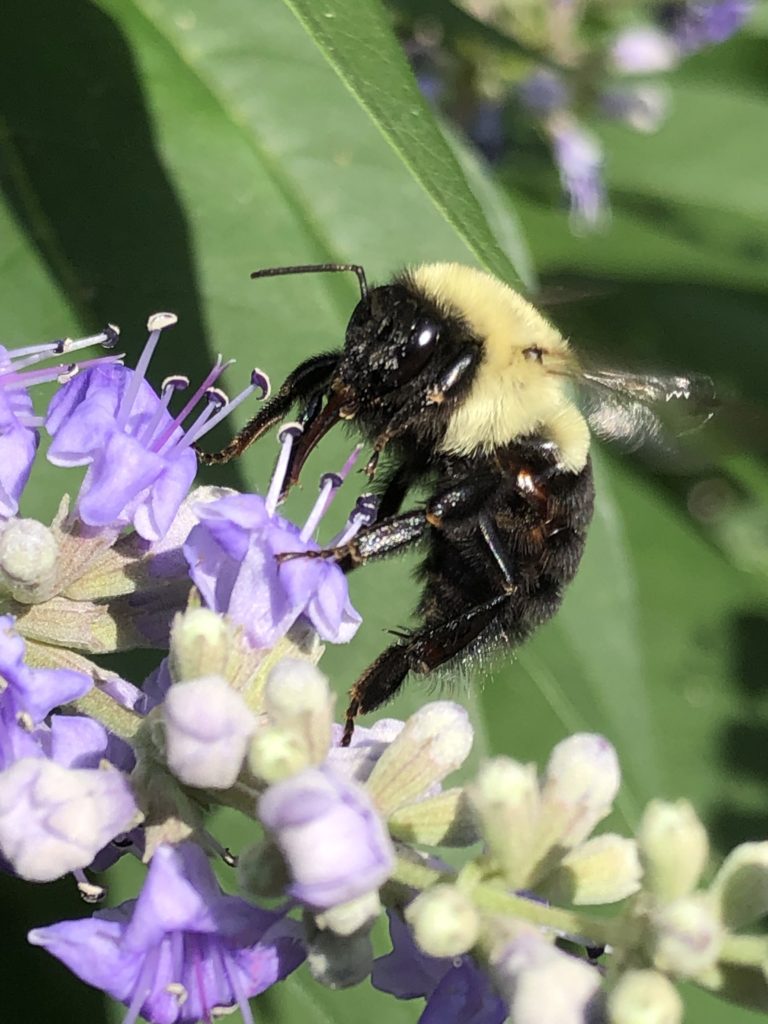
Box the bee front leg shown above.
[276,510,427,566]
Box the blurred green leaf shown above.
[281,0,531,287]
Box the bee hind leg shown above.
[341,594,506,746]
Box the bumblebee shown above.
[199,262,713,745]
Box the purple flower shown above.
[548,115,608,229]
[258,765,395,910]
[661,1,753,53]
[610,25,679,73]
[183,428,364,647]
[0,615,92,770]
[0,757,138,881]
[599,85,670,134]
[518,69,570,115]
[0,326,120,519]
[373,911,506,1024]
[47,314,268,542]
[29,842,305,1024]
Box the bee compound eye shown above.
[523,345,544,363]
[393,320,441,383]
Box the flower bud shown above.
[258,766,395,910]
[388,787,478,847]
[405,884,480,958]
[306,919,373,988]
[608,969,683,1024]
[651,895,722,978]
[237,839,290,900]
[169,607,234,683]
[315,891,382,936]
[248,726,310,783]
[469,757,539,887]
[0,518,58,602]
[544,834,642,906]
[710,841,768,930]
[491,928,601,1024]
[611,26,680,74]
[638,800,709,902]
[365,701,473,816]
[538,733,620,853]
[163,675,257,789]
[264,659,333,764]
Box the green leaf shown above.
[281,0,531,287]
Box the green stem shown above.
[70,688,143,741]
[473,883,621,948]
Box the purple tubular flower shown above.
[28,843,305,1024]
[0,757,138,881]
[0,615,92,770]
[0,327,120,518]
[183,429,363,647]
[258,765,395,910]
[661,1,753,53]
[518,69,570,115]
[46,314,269,542]
[373,911,506,1024]
[548,115,608,229]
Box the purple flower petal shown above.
[0,757,138,880]
[29,843,305,1024]
[0,389,38,519]
[259,765,395,910]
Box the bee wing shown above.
[576,369,717,452]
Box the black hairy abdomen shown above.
[417,451,594,655]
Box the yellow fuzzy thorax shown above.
[407,263,590,473]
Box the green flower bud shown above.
[405,884,480,958]
[608,970,683,1024]
[710,841,768,931]
[638,800,709,902]
[388,787,478,847]
[306,919,373,988]
[169,607,234,683]
[237,839,290,900]
[315,891,382,937]
[651,894,722,978]
[544,833,642,906]
[248,726,310,783]
[0,518,58,602]
[366,702,473,817]
[468,757,539,887]
[264,659,333,764]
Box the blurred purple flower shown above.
[259,765,395,910]
[29,842,305,1024]
[548,115,608,229]
[599,85,670,134]
[0,615,92,770]
[518,69,570,115]
[47,314,268,542]
[661,1,753,53]
[610,25,679,73]
[0,757,138,881]
[0,326,120,519]
[183,427,365,648]
[373,911,506,1024]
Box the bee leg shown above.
[195,351,340,465]
[278,510,428,567]
[478,512,517,592]
[341,595,506,746]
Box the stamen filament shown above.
[331,494,379,546]
[182,369,268,449]
[152,357,233,451]
[1,354,124,390]
[139,376,188,446]
[266,423,302,516]
[160,389,226,456]
[300,473,340,542]
[115,315,175,431]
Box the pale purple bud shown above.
[539,733,620,849]
[163,675,257,789]
[611,26,680,73]
[491,929,601,1024]
[0,758,138,881]
[258,765,395,910]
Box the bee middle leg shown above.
[341,594,506,746]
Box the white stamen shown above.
[115,317,172,431]
[139,376,188,446]
[300,472,340,542]
[265,423,302,516]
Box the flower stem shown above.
[472,883,621,948]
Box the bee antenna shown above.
[250,263,368,301]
